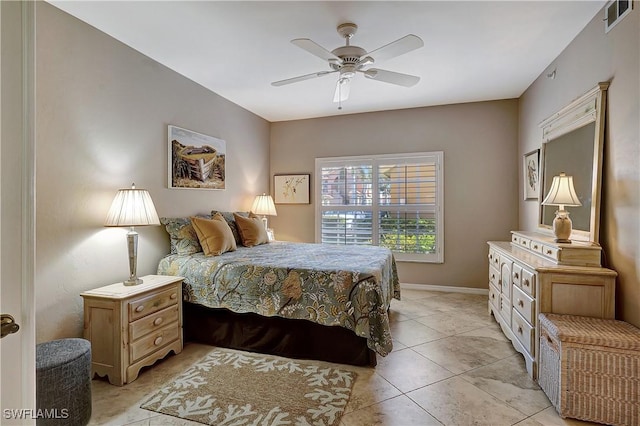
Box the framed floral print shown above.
[523,149,540,200]
[274,174,310,204]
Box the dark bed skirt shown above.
[183,302,377,367]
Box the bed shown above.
[157,217,400,366]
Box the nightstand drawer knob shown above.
[154,336,163,346]
[517,326,523,334]
[518,300,524,307]
[170,293,177,300]
[153,317,163,326]
[135,305,145,313]
[523,279,530,287]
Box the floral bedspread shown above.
[157,242,400,356]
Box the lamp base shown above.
[553,238,572,244]
[124,277,143,286]
[552,210,573,244]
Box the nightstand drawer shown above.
[130,323,179,363]
[128,286,179,321]
[129,304,179,341]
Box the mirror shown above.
[538,83,609,243]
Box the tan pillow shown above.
[190,214,237,256]
[233,213,269,247]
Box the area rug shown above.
[141,348,357,425]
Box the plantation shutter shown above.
[316,152,443,263]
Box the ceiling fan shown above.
[271,22,424,107]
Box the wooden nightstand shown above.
[81,274,184,386]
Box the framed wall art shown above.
[168,125,226,190]
[523,149,540,200]
[274,174,310,204]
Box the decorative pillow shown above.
[160,217,205,255]
[190,214,237,256]
[211,210,249,245]
[233,213,269,247]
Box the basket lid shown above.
[539,313,640,350]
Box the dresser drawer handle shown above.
[154,336,163,346]
[491,294,495,299]
[532,244,538,250]
[521,241,526,245]
[513,272,519,279]
[546,249,552,255]
[153,317,163,326]
[170,293,178,300]
[518,300,524,307]
[517,326,523,334]
[135,305,145,313]
[523,279,530,287]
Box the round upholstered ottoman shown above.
[36,338,91,426]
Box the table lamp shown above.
[251,193,277,230]
[105,183,160,285]
[541,172,582,243]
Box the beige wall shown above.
[35,3,270,342]
[270,101,519,288]
[518,5,639,326]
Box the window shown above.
[315,152,443,262]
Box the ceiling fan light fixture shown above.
[363,69,378,79]
[358,56,375,66]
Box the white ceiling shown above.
[48,1,605,122]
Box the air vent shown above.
[605,0,634,33]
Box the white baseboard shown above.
[400,282,489,295]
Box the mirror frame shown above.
[538,82,609,243]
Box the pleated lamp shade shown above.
[251,194,277,217]
[105,184,160,227]
[541,172,582,208]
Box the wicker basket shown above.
[538,313,640,426]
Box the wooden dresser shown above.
[487,231,616,379]
[81,274,184,386]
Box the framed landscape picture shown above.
[274,174,310,204]
[523,149,540,200]
[168,125,226,190]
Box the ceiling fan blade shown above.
[362,68,420,87]
[364,34,424,64]
[271,70,335,87]
[333,77,352,102]
[291,38,341,63]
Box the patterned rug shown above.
[141,348,357,425]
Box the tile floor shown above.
[89,288,599,425]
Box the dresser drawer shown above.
[489,283,500,311]
[129,304,179,341]
[529,240,544,254]
[130,323,180,363]
[512,264,522,288]
[518,237,531,250]
[521,268,536,297]
[128,286,179,322]
[512,285,535,324]
[500,294,512,326]
[512,309,534,355]
[489,266,499,289]
[488,250,500,269]
[542,244,559,261]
